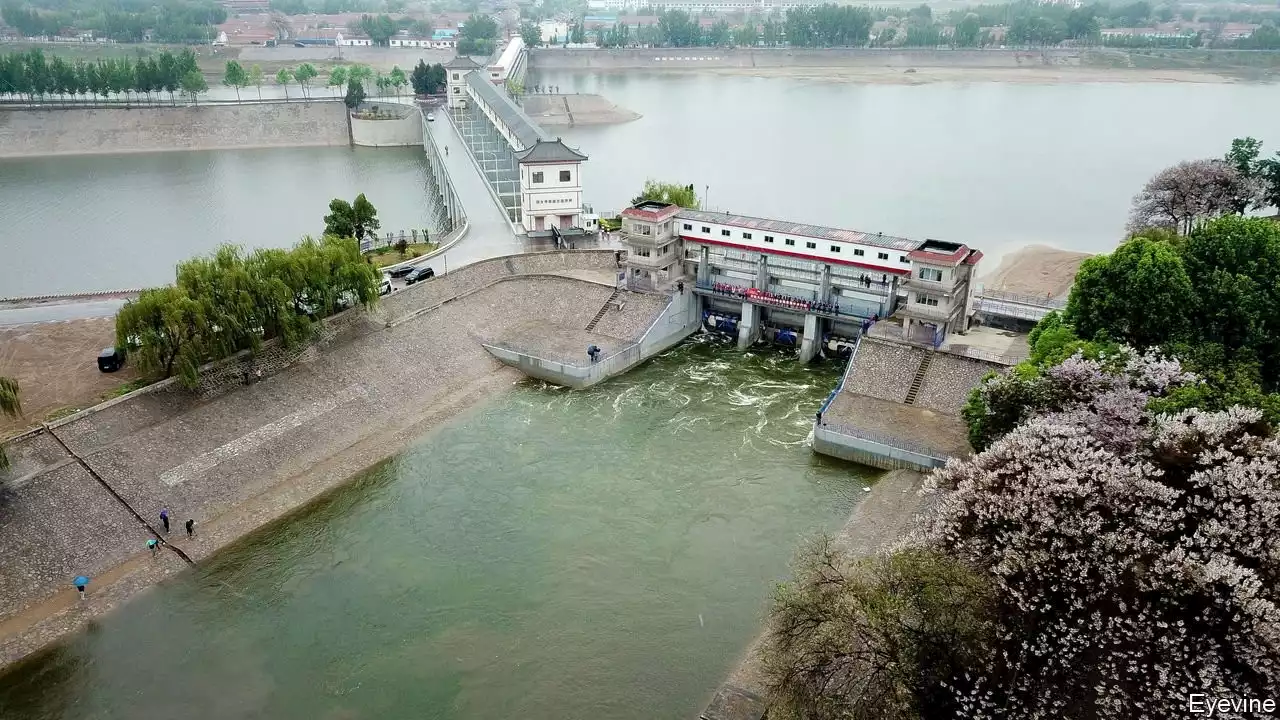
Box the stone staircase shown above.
[904,351,934,405]
[585,289,622,331]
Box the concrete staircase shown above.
[585,289,622,332]
[904,352,934,405]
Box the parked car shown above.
[388,264,416,278]
[404,266,435,284]
[379,275,393,296]
[97,346,126,373]
[426,113,435,122]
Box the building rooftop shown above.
[676,209,921,252]
[464,71,550,148]
[444,55,483,69]
[622,201,681,221]
[515,138,589,163]
[909,239,982,266]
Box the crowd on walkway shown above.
[705,282,843,315]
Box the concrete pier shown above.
[799,313,820,363]
[737,301,761,350]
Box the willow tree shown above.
[631,180,700,209]
[0,376,20,470]
[115,286,210,387]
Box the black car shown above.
[97,346,126,373]
[404,266,435,284]
[388,264,417,278]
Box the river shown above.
[3,76,1276,296]
[0,339,865,720]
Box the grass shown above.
[366,242,438,269]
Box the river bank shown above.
[0,101,349,158]
[0,251,632,672]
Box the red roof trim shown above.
[908,246,970,265]
[680,235,911,275]
[963,250,984,266]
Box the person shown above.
[587,344,600,363]
[159,508,170,533]
[677,280,684,295]
[444,145,449,156]
[185,519,196,539]
[147,538,159,557]
[614,250,621,267]
[74,576,88,600]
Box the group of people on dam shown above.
[703,282,844,316]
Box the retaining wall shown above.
[530,47,1085,71]
[812,424,947,472]
[351,104,423,148]
[0,101,351,158]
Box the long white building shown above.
[619,202,983,361]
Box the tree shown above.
[344,78,366,108]
[765,543,997,720]
[388,66,407,98]
[327,65,347,97]
[953,13,981,46]
[276,67,293,100]
[457,12,498,54]
[248,64,264,101]
[1065,234,1194,349]
[632,180,700,208]
[410,59,445,95]
[1127,159,1253,235]
[223,60,247,102]
[519,21,541,47]
[706,19,731,46]
[294,63,318,99]
[928,352,1280,717]
[115,285,211,387]
[658,10,701,46]
[0,376,20,470]
[733,22,758,47]
[324,193,380,241]
[352,13,397,45]
[179,69,207,105]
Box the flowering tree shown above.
[930,352,1280,718]
[1128,159,1258,235]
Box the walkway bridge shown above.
[442,55,589,235]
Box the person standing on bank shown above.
[147,538,159,557]
[160,508,170,533]
[74,575,89,600]
[185,519,195,539]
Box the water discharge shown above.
[0,338,871,720]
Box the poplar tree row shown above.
[0,48,207,103]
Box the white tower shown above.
[516,139,588,233]
[443,55,481,110]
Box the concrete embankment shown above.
[521,93,641,127]
[350,101,423,148]
[530,47,1087,72]
[0,101,350,158]
[0,250,627,672]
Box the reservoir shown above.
[2,77,1276,295]
[0,340,865,719]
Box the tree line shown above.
[0,48,207,103]
[1,0,226,44]
[116,195,383,388]
[765,162,1280,716]
[589,0,1279,49]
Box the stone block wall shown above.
[844,339,927,404]
[0,101,351,158]
[914,355,1000,416]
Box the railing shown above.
[902,274,961,294]
[817,421,951,463]
[975,287,1067,309]
[945,346,1029,366]
[818,335,862,415]
[897,301,959,322]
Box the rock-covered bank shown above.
[0,101,350,158]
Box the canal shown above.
[0,339,867,720]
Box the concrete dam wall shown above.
[0,101,351,158]
[529,47,1085,71]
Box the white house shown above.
[516,139,588,233]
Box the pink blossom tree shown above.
[1128,159,1259,235]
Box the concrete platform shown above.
[817,392,971,470]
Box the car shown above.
[97,346,126,373]
[426,113,435,122]
[404,266,435,284]
[388,264,416,278]
[379,275,393,296]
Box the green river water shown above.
[0,338,871,720]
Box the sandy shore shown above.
[522,93,641,127]
[979,244,1091,299]
[684,64,1246,85]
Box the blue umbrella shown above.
[73,576,89,587]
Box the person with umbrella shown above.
[73,575,89,600]
[587,345,600,363]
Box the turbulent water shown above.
[0,338,871,720]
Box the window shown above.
[721,229,731,237]
[919,268,943,282]
[899,255,909,264]
[915,295,939,307]
[785,238,795,246]
[531,171,544,183]
[742,232,753,240]
[853,248,865,257]
[805,241,816,249]
[452,87,460,93]
[877,252,889,260]
[683,223,692,231]
[764,235,774,243]
[830,245,841,253]
[452,72,460,80]
[559,170,571,182]
[701,226,711,233]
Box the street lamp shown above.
[705,185,709,210]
